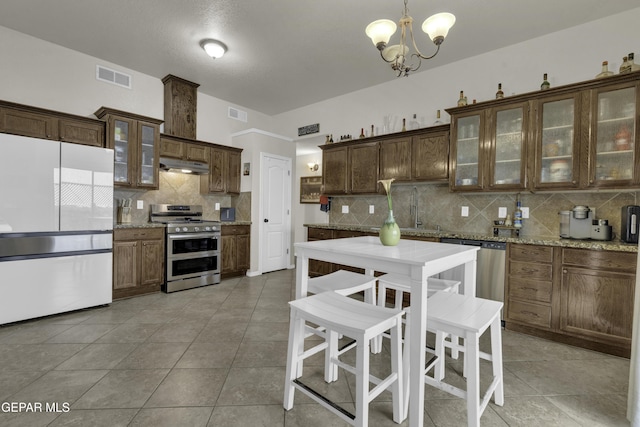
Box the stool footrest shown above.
[293,379,355,422]
[339,339,356,353]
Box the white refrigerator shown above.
[0,133,114,324]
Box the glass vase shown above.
[379,209,401,246]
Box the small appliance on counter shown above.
[621,205,640,243]
[220,207,236,222]
[559,205,612,241]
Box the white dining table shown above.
[294,236,479,427]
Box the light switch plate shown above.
[342,205,349,214]
[521,207,529,219]
[136,200,143,209]
[369,205,375,214]
[461,206,469,217]
[215,203,220,210]
[498,207,507,218]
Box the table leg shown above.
[408,266,427,427]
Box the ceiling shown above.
[1,1,638,117]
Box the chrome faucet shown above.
[411,186,422,228]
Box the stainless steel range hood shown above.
[159,157,209,175]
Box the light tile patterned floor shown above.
[0,270,631,426]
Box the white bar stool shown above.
[304,270,378,379]
[403,292,504,427]
[374,274,461,354]
[284,292,405,427]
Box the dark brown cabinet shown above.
[321,141,378,195]
[448,71,640,193]
[221,224,250,278]
[200,146,242,195]
[449,102,529,192]
[113,228,165,299]
[505,242,635,357]
[160,134,209,163]
[0,100,105,147]
[95,107,162,189]
[411,127,449,181]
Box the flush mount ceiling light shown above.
[365,0,455,77]
[200,39,227,59]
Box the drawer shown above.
[307,228,334,240]
[222,225,250,236]
[562,248,636,273]
[509,244,553,263]
[507,299,552,328]
[508,278,552,303]
[114,227,164,241]
[509,260,553,281]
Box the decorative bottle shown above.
[409,114,420,130]
[595,61,614,78]
[496,83,504,99]
[540,73,550,90]
[514,194,523,228]
[620,56,629,74]
[371,124,375,137]
[359,128,365,138]
[401,118,407,132]
[457,91,467,106]
[434,110,443,125]
[329,134,333,143]
[629,53,640,72]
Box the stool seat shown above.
[426,291,503,333]
[285,292,405,426]
[308,270,377,296]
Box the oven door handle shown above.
[168,233,220,240]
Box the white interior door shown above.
[261,154,291,273]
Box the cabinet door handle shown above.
[563,269,568,273]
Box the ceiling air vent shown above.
[96,65,132,89]
[228,106,247,122]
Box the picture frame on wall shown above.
[300,176,322,204]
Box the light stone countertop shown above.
[304,223,639,253]
[114,222,166,229]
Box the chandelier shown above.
[365,0,455,77]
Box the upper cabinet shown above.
[588,82,638,187]
[322,125,449,195]
[450,103,528,191]
[448,71,640,192]
[95,107,163,189]
[200,146,242,195]
[0,100,105,147]
[160,134,210,163]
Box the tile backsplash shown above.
[114,172,250,224]
[328,183,640,239]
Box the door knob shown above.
[264,219,269,222]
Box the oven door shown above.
[168,232,219,254]
[166,251,220,281]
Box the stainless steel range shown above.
[150,204,221,293]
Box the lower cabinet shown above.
[113,228,165,299]
[505,243,635,357]
[221,225,250,278]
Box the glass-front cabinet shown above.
[488,104,528,190]
[95,107,162,189]
[533,95,580,189]
[451,112,483,190]
[589,84,638,187]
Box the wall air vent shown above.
[228,106,248,122]
[96,65,132,89]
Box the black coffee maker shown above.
[621,205,640,243]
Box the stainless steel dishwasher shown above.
[440,238,507,304]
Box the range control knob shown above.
[174,227,181,233]
[205,226,211,231]
[194,226,200,232]
[182,227,188,232]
